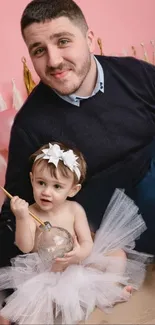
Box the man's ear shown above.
[86,29,95,53]
[68,184,81,198]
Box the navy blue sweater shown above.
[1,55,155,240]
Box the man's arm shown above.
[0,121,39,231]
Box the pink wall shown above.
[0,0,155,106]
[0,0,154,206]
[76,0,155,57]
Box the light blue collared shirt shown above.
[54,56,104,107]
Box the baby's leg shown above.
[0,315,10,325]
[106,249,133,298]
[87,249,126,273]
[106,249,127,274]
[122,285,132,300]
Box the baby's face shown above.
[30,162,76,211]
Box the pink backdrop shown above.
[0,0,155,206]
[0,0,155,105]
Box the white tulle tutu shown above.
[0,189,151,324]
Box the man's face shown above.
[24,17,95,95]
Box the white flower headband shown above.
[35,143,81,180]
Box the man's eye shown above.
[54,184,61,189]
[33,48,45,56]
[59,39,69,46]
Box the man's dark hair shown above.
[21,0,88,37]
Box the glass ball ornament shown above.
[37,222,74,266]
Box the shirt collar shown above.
[54,56,104,107]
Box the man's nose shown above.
[47,45,63,68]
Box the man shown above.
[1,0,155,267]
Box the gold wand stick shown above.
[0,186,45,227]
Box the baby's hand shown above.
[64,236,81,263]
[54,236,81,268]
[10,196,29,220]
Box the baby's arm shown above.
[73,202,93,261]
[11,196,36,253]
[53,203,93,269]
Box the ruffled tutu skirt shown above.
[0,189,152,324]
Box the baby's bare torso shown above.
[29,200,76,252]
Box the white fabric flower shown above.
[42,143,62,167]
[62,150,80,179]
[62,150,78,171]
[35,143,81,180]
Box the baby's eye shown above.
[54,184,61,189]
[38,181,46,186]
